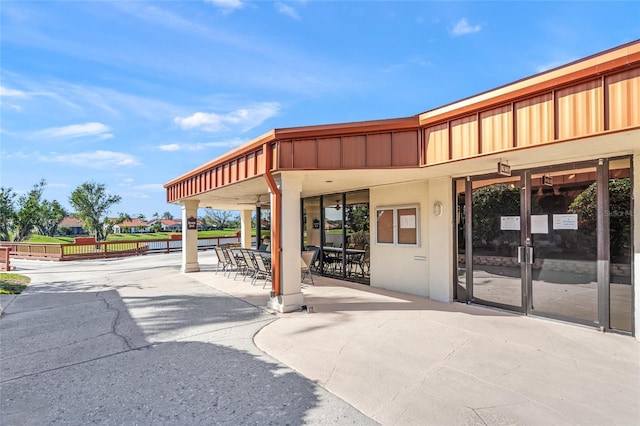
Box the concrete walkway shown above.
[2,253,639,425]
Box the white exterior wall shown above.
[427,177,454,303]
[634,152,640,341]
[370,181,431,297]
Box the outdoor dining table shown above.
[321,246,366,276]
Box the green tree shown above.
[69,182,122,241]
[204,209,238,229]
[162,211,174,220]
[12,180,47,241]
[35,199,67,237]
[0,187,17,241]
[569,178,631,261]
[472,184,521,247]
[345,204,369,232]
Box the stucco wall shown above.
[427,178,453,302]
[634,152,640,341]
[370,181,431,297]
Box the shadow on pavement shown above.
[1,288,374,425]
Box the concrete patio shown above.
[2,252,639,425]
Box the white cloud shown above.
[205,0,244,12]
[32,122,113,140]
[119,178,135,186]
[156,138,245,152]
[174,102,280,133]
[536,57,577,73]
[159,143,182,152]
[133,183,164,192]
[275,2,300,20]
[449,18,482,36]
[40,150,141,168]
[0,86,28,97]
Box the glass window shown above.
[375,205,419,246]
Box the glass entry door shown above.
[469,176,524,311]
[528,167,598,324]
[457,159,631,331]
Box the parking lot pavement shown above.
[0,255,376,425]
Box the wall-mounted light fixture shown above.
[433,201,443,217]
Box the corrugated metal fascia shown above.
[164,130,275,188]
[273,116,419,140]
[419,40,640,126]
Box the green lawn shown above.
[0,273,30,294]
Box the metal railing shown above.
[0,235,243,261]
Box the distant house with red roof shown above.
[58,217,86,235]
[113,218,149,234]
[145,219,182,232]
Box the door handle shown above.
[517,246,525,264]
[528,246,534,263]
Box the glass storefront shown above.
[454,157,634,334]
[302,190,370,284]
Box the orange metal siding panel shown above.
[222,164,230,186]
[366,133,392,167]
[229,160,238,183]
[271,144,278,170]
[557,79,603,139]
[215,167,222,188]
[317,137,341,168]
[480,104,513,153]
[425,123,449,164]
[238,157,247,180]
[451,115,478,159]
[279,141,293,168]
[256,150,265,174]
[293,139,317,169]
[607,67,640,130]
[342,135,366,168]
[391,130,419,166]
[247,152,256,177]
[515,93,555,147]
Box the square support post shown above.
[268,174,304,313]
[181,200,200,273]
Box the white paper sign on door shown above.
[531,215,549,234]
[553,214,578,230]
[500,216,520,231]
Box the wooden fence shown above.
[0,236,242,262]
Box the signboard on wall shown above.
[187,216,197,230]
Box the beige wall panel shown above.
[480,104,513,153]
[425,123,449,164]
[451,115,478,159]
[516,93,555,146]
[557,79,603,139]
[607,67,640,130]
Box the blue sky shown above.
[1,1,638,219]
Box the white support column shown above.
[181,200,200,273]
[268,175,305,313]
[240,209,253,249]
